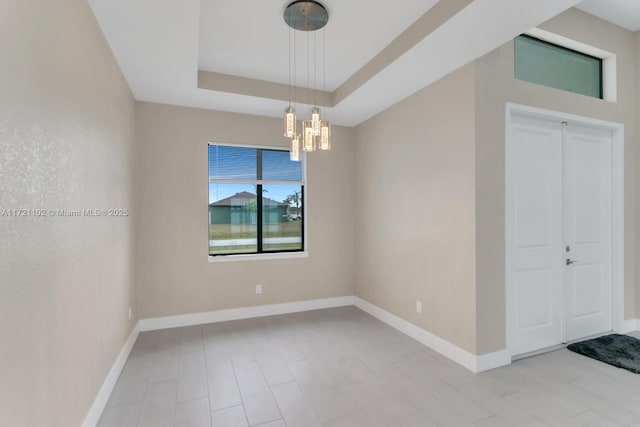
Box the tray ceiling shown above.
[88,0,584,127]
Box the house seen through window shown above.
[208,144,304,256]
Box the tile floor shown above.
[97,306,640,427]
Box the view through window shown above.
[208,144,304,256]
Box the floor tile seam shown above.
[105,398,146,410]
[567,407,595,419]
[134,379,178,427]
[252,419,286,427]
[286,375,350,424]
[503,391,581,426]
[563,377,625,409]
[147,377,180,385]
[253,354,286,413]
[175,394,211,405]
[409,378,488,424]
[494,380,584,415]
[469,413,500,425]
[574,409,637,426]
[266,378,296,388]
[202,334,215,427]
[228,351,258,427]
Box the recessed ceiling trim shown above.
[333,0,473,105]
[328,0,584,125]
[198,0,473,110]
[197,70,334,107]
[88,0,584,127]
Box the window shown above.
[514,35,602,99]
[208,144,304,256]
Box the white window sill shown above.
[208,251,309,263]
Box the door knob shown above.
[566,258,577,266]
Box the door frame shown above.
[505,102,624,357]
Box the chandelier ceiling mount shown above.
[284,1,328,32]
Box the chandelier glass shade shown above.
[283,1,331,161]
[284,107,296,138]
[319,121,331,150]
[302,121,316,152]
[290,133,301,161]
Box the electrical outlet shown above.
[256,284,262,294]
[128,306,132,320]
[416,301,422,314]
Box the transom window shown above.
[515,34,603,99]
[208,144,304,256]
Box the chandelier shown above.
[283,0,331,162]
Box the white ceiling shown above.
[576,0,640,31]
[198,0,438,91]
[88,0,586,127]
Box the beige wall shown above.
[134,103,355,318]
[354,64,478,354]
[0,1,137,426]
[475,8,637,354]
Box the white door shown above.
[563,124,612,341]
[509,114,564,356]
[508,113,613,356]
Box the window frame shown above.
[514,34,604,100]
[207,142,307,262]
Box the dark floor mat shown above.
[567,334,640,374]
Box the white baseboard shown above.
[84,294,518,427]
[620,318,640,334]
[476,348,511,372]
[81,296,353,427]
[82,322,140,427]
[80,296,638,427]
[353,297,510,373]
[139,296,355,332]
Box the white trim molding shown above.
[208,251,309,263]
[354,297,510,373]
[83,294,520,427]
[143,296,511,371]
[139,296,355,331]
[82,322,140,427]
[475,349,512,373]
[81,296,353,426]
[620,319,640,334]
